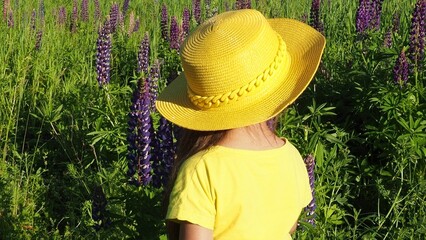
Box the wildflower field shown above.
[0,0,425,239]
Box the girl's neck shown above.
[218,122,285,151]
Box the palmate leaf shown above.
[87,130,117,146]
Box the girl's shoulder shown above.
[182,139,301,168]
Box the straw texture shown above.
[156,9,325,131]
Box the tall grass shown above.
[0,0,425,239]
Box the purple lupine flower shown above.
[7,10,13,28]
[309,0,323,32]
[58,6,66,26]
[393,50,409,86]
[94,0,101,21]
[392,12,400,33]
[383,29,392,48]
[193,0,201,24]
[127,11,135,35]
[304,154,316,226]
[71,0,78,33]
[149,59,160,109]
[170,16,180,51]
[127,78,153,186]
[137,32,150,74]
[81,0,88,22]
[182,7,190,38]
[35,30,43,50]
[95,20,112,87]
[408,0,426,69]
[235,0,243,9]
[133,17,140,33]
[109,2,119,33]
[356,0,371,34]
[3,0,10,22]
[245,0,252,9]
[356,0,383,34]
[30,9,36,31]
[370,0,383,30]
[152,116,175,188]
[236,0,251,9]
[122,0,130,18]
[160,4,168,40]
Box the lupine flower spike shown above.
[81,0,89,22]
[356,0,371,34]
[393,49,409,86]
[109,3,119,33]
[128,11,135,35]
[133,18,140,33]
[160,4,168,40]
[94,0,101,21]
[309,0,323,33]
[96,20,112,87]
[71,0,78,33]
[304,154,316,226]
[148,60,160,109]
[182,8,190,39]
[137,32,150,75]
[58,6,66,26]
[122,0,130,18]
[383,29,392,48]
[356,0,383,34]
[193,0,201,25]
[408,0,426,71]
[3,0,10,22]
[30,9,36,31]
[235,0,242,10]
[236,0,251,9]
[170,16,180,51]
[152,116,175,188]
[127,78,153,186]
[35,30,43,50]
[392,12,400,33]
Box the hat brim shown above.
[156,18,326,131]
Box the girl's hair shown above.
[163,127,227,239]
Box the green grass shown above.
[1,0,425,239]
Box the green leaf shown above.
[314,141,324,167]
[379,169,392,177]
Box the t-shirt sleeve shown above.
[166,155,216,229]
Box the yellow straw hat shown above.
[156,9,325,131]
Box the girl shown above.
[156,9,325,240]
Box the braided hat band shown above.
[156,9,326,131]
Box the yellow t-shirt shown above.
[166,140,312,240]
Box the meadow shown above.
[0,0,425,239]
